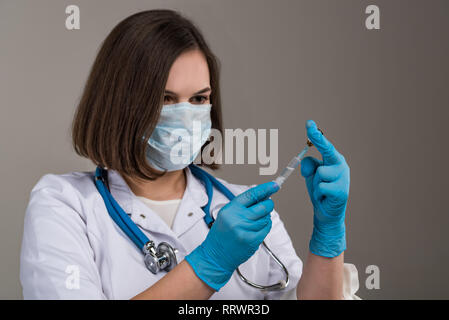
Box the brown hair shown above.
[72,9,222,180]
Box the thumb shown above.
[300,156,322,205]
[300,156,321,178]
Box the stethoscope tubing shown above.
[94,165,289,291]
[95,167,147,250]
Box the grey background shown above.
[1,0,448,299]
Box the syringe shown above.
[273,129,322,188]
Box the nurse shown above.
[20,9,351,300]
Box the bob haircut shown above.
[72,9,223,180]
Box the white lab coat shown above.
[20,167,304,300]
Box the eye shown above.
[190,95,209,104]
[164,95,174,103]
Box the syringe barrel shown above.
[273,157,299,187]
[286,156,301,169]
[273,145,310,188]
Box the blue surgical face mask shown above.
[146,102,212,172]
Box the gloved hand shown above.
[185,182,279,291]
[300,120,350,258]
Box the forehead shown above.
[165,49,210,94]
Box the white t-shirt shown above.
[136,196,181,228]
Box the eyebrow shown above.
[164,87,211,96]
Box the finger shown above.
[306,120,341,165]
[247,199,274,220]
[234,182,279,208]
[304,174,315,203]
[314,181,341,200]
[316,165,342,182]
[312,169,322,202]
[241,215,271,231]
[300,156,322,178]
[254,218,273,240]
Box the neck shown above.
[122,169,186,201]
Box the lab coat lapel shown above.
[106,169,177,238]
[171,167,208,238]
[106,167,209,239]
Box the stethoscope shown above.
[94,164,289,291]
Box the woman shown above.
[20,9,351,300]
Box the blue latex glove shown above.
[300,120,350,258]
[185,182,279,291]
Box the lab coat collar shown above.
[105,166,209,239]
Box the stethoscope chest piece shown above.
[143,241,179,274]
